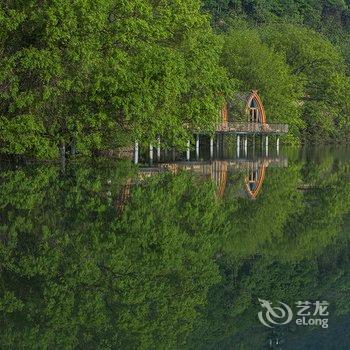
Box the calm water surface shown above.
[0,145,349,349]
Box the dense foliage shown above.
[222,27,304,142]
[1,0,349,157]
[0,147,349,348]
[0,161,224,348]
[204,1,350,143]
[0,0,228,158]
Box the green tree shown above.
[222,28,304,142]
[0,0,229,159]
[261,24,350,141]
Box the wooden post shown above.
[134,141,139,164]
[60,140,65,159]
[149,143,153,165]
[237,134,241,158]
[265,136,269,157]
[210,137,214,159]
[252,134,256,156]
[196,134,200,160]
[276,137,280,156]
[157,136,161,160]
[71,142,76,157]
[216,133,220,157]
[244,135,248,156]
[186,140,190,161]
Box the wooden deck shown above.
[215,122,289,134]
[156,158,288,170]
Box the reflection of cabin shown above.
[115,157,288,214]
[244,162,267,199]
[116,179,132,215]
[218,90,288,134]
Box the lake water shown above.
[0,145,349,349]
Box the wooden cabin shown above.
[221,90,266,124]
[218,90,288,134]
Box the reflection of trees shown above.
[156,157,288,200]
[113,173,223,349]
[0,161,136,348]
[219,164,302,257]
[270,156,350,261]
[0,163,222,349]
[187,151,350,350]
[0,149,349,349]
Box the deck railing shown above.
[216,122,289,134]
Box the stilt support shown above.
[196,134,200,160]
[134,141,139,165]
[237,134,241,158]
[186,140,190,161]
[149,143,153,165]
[157,136,161,160]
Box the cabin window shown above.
[249,169,259,182]
[249,98,260,123]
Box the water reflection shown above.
[0,146,349,349]
[144,157,287,200]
